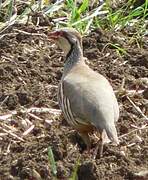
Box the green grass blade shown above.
[1,0,10,8]
[130,7,144,17]
[44,3,63,15]
[143,0,148,17]
[48,146,57,177]
[110,43,127,55]
[72,3,107,26]
[84,18,93,33]
[5,0,13,21]
[78,0,88,14]
[66,0,74,9]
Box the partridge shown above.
[48,28,119,157]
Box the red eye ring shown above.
[48,31,64,40]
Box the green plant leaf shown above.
[66,0,74,9]
[48,146,57,177]
[130,7,144,17]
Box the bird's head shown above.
[48,28,82,56]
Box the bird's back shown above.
[60,62,119,143]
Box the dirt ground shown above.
[0,24,148,180]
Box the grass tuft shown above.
[0,0,147,35]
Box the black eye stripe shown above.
[62,31,78,45]
[66,43,74,60]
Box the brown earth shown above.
[0,25,148,180]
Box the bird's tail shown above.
[105,124,119,145]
